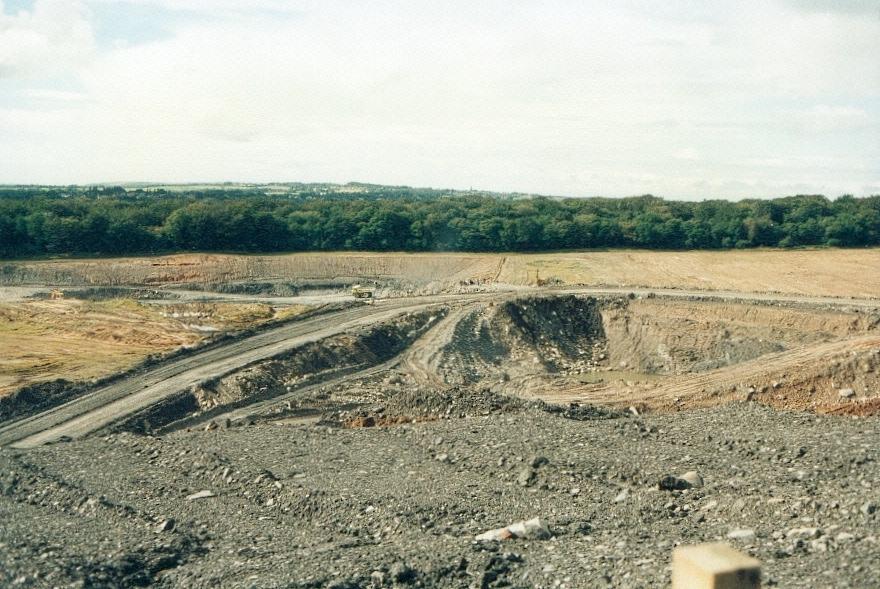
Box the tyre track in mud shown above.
[399,304,480,386]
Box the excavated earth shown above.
[125,294,880,433]
[2,293,880,587]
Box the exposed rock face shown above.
[430,295,607,386]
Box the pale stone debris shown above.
[672,543,761,589]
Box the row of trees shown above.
[1,189,879,258]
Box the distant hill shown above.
[0,182,539,201]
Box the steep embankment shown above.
[414,296,606,389]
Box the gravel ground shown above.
[1,401,879,588]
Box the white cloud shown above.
[791,105,873,132]
[674,148,701,162]
[0,0,95,78]
[782,0,880,16]
[22,88,89,102]
[86,0,308,16]
[0,0,878,197]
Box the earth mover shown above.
[351,284,374,299]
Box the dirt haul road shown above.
[1,286,878,450]
[0,297,468,448]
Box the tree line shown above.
[1,187,879,258]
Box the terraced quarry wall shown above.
[133,294,880,436]
[600,298,878,374]
[407,296,879,394]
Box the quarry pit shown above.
[107,293,880,437]
[2,252,880,588]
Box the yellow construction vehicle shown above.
[532,269,561,287]
[351,284,374,299]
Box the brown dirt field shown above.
[0,299,310,397]
[0,253,503,288]
[3,248,879,298]
[498,249,880,298]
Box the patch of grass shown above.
[272,304,312,322]
[0,298,314,397]
[209,303,275,328]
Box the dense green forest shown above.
[1,185,879,258]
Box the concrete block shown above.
[672,543,760,589]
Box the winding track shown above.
[0,296,465,448]
[1,286,878,449]
[399,304,479,386]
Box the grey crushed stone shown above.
[1,402,878,588]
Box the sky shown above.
[0,0,878,199]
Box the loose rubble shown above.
[475,518,552,542]
[2,402,879,587]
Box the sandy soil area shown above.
[0,298,309,397]
[3,248,880,298]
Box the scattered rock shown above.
[476,527,514,541]
[809,538,828,552]
[529,455,549,468]
[476,517,552,542]
[659,476,684,491]
[678,471,704,489]
[348,415,376,428]
[5,357,880,589]
[659,475,692,491]
[727,529,756,540]
[839,388,856,399]
[787,527,820,540]
[185,490,216,501]
[517,468,535,487]
[155,519,175,532]
[390,562,416,584]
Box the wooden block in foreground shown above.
[672,543,761,589]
